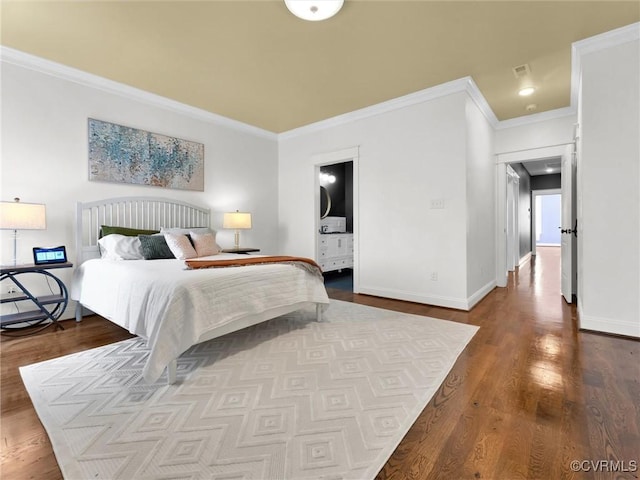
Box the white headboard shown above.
[76,196,211,265]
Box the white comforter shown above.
[71,254,329,382]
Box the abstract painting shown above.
[88,119,204,191]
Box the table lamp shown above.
[0,198,46,266]
[223,211,252,250]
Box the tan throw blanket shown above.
[185,256,324,279]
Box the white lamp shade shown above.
[223,212,252,229]
[285,0,344,21]
[0,201,46,230]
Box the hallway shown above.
[514,246,566,320]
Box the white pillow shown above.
[164,233,198,260]
[190,231,220,257]
[98,234,144,260]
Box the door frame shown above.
[506,165,520,272]
[313,147,360,293]
[496,144,574,287]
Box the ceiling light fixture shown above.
[284,0,344,21]
[319,172,336,184]
[519,87,536,97]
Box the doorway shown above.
[496,144,576,303]
[313,147,359,293]
[532,189,561,256]
[319,161,354,291]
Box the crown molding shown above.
[6,22,637,144]
[0,46,277,141]
[571,22,640,113]
[464,77,499,128]
[280,76,499,140]
[280,23,640,140]
[495,106,576,131]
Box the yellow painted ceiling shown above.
[2,1,638,133]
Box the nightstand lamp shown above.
[0,198,46,266]
[223,210,252,249]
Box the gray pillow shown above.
[138,235,175,260]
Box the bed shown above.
[71,196,329,384]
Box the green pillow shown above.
[100,225,160,238]
[138,235,175,260]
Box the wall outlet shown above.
[430,199,445,209]
[430,271,438,281]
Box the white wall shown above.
[3,24,637,327]
[495,114,576,155]
[1,57,279,318]
[465,97,496,302]
[577,35,640,337]
[279,89,495,310]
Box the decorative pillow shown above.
[190,231,220,257]
[159,227,222,251]
[164,233,198,260]
[138,235,175,260]
[101,225,159,238]
[98,234,144,260]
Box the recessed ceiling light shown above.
[285,0,344,21]
[519,87,536,97]
[546,167,554,173]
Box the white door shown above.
[506,174,515,271]
[560,144,576,303]
[512,175,519,269]
[506,166,520,272]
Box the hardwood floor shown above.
[1,247,638,479]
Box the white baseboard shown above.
[358,280,496,311]
[519,252,531,267]
[467,280,497,310]
[358,286,470,311]
[578,302,640,338]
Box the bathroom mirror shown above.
[320,186,331,219]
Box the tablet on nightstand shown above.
[32,246,67,265]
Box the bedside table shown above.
[221,247,260,255]
[1,262,73,333]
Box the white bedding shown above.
[71,254,329,382]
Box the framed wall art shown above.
[88,119,204,191]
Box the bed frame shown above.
[76,196,211,266]
[75,196,324,384]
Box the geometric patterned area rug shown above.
[20,300,478,480]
